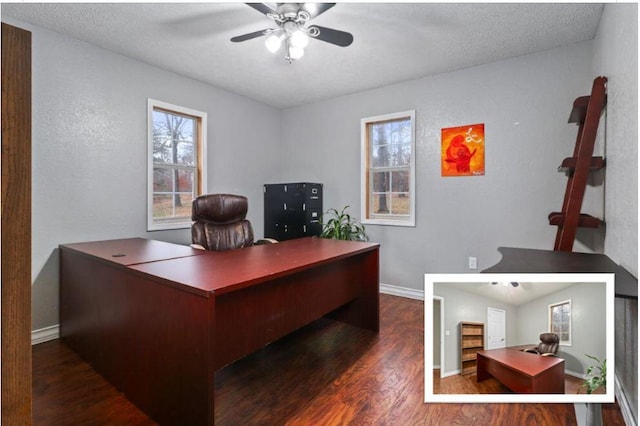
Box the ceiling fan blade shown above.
[230,29,272,42]
[308,25,353,47]
[246,3,276,17]
[300,3,335,19]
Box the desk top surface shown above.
[483,247,637,298]
[477,348,564,377]
[62,237,379,297]
[133,237,378,295]
[60,238,205,265]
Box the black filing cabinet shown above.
[264,182,323,241]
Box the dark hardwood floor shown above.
[33,294,625,425]
[433,369,594,394]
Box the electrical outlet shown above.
[468,256,478,270]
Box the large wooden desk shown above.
[476,348,565,394]
[60,237,379,425]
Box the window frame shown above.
[360,110,416,227]
[147,99,207,231]
[548,299,572,347]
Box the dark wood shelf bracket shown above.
[550,76,607,251]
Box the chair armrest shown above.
[255,238,278,245]
[523,348,538,354]
[540,353,556,357]
[190,244,206,250]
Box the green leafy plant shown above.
[581,354,606,394]
[319,206,368,242]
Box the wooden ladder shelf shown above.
[549,76,607,251]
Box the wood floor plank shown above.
[32,294,626,425]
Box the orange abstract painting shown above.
[441,123,485,177]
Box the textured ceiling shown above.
[437,281,578,306]
[2,3,604,108]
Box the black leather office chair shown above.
[523,333,560,356]
[191,194,274,251]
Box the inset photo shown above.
[424,273,614,404]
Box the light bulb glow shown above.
[288,46,304,60]
[265,34,282,53]
[289,29,309,48]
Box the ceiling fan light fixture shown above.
[287,45,305,61]
[289,28,309,49]
[232,3,353,63]
[265,33,283,53]
[490,282,519,288]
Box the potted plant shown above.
[319,206,368,242]
[581,354,606,394]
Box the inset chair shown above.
[191,194,272,251]
[523,333,560,356]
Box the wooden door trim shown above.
[2,22,33,425]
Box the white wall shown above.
[592,4,638,421]
[434,283,518,375]
[281,41,595,290]
[3,18,283,330]
[515,282,607,375]
[592,3,638,278]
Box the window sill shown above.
[362,218,415,227]
[147,223,191,232]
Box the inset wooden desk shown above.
[60,237,379,425]
[476,348,565,394]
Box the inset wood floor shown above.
[433,369,593,395]
[33,294,625,425]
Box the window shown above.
[549,299,571,346]
[148,99,207,231]
[361,110,415,226]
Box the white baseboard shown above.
[442,369,460,378]
[380,283,424,300]
[31,324,59,345]
[565,369,586,380]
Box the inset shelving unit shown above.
[460,321,485,376]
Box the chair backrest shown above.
[191,194,254,251]
[537,332,560,355]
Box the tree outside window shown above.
[361,110,415,227]
[148,100,207,231]
[549,300,572,346]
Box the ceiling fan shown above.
[231,3,354,63]
[491,282,520,288]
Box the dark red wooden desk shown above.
[60,237,379,425]
[476,348,565,394]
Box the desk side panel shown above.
[60,247,214,426]
[483,358,533,393]
[531,361,565,394]
[214,249,379,370]
[325,247,379,331]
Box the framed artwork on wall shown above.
[441,123,485,177]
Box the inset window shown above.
[361,110,415,226]
[549,299,572,346]
[148,99,207,231]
